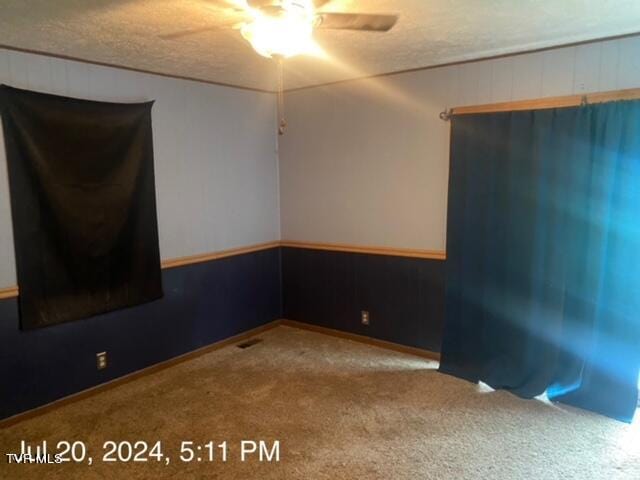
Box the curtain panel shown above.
[0,85,163,329]
[440,100,640,422]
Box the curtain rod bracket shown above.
[580,95,588,107]
[439,108,452,122]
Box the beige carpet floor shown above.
[1,325,639,479]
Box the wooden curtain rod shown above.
[440,87,640,119]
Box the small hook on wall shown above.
[439,108,452,122]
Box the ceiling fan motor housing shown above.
[248,0,312,16]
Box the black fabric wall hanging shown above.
[0,85,163,330]
[440,100,640,422]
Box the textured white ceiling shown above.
[0,0,639,92]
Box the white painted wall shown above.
[279,36,640,252]
[0,48,280,288]
[3,36,640,288]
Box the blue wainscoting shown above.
[1,245,446,421]
[0,247,282,420]
[281,247,445,353]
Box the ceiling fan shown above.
[161,0,399,134]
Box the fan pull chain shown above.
[277,57,287,135]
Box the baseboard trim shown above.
[280,319,441,362]
[0,320,282,429]
[2,319,440,428]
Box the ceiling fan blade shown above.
[315,12,398,32]
[159,24,234,40]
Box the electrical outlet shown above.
[361,310,370,326]
[96,351,108,370]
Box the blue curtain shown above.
[440,100,640,422]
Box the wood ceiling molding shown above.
[0,44,275,94]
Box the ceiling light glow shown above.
[240,1,318,58]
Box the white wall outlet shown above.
[361,310,370,326]
[96,351,108,370]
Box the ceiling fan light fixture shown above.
[241,1,316,58]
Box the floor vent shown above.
[236,338,263,349]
